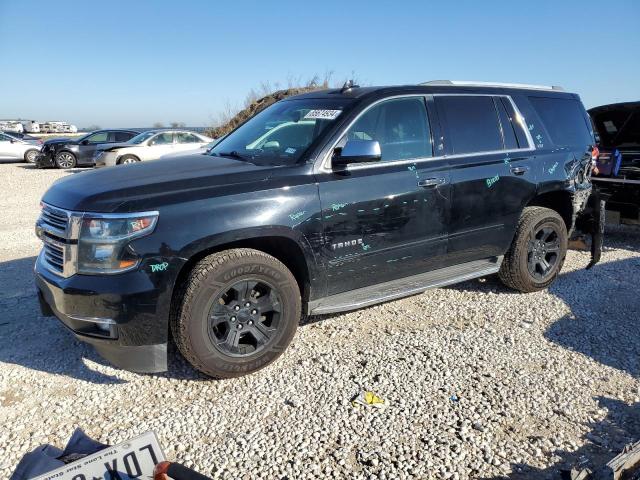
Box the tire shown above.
[118,155,140,165]
[55,151,76,169]
[24,149,38,163]
[499,206,568,293]
[170,248,301,378]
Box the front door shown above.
[316,96,450,296]
[77,131,110,163]
[0,133,15,159]
[435,94,537,264]
[147,132,176,158]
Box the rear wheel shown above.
[118,155,139,165]
[499,207,568,292]
[171,248,300,378]
[24,149,38,163]
[55,151,76,169]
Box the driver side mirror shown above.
[81,140,89,145]
[332,140,382,167]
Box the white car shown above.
[0,132,42,162]
[94,130,213,167]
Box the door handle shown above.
[510,165,529,176]
[417,177,446,188]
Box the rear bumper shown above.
[570,187,606,269]
[34,251,169,373]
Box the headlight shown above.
[77,212,158,274]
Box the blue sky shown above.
[1,0,638,128]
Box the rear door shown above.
[435,94,537,264]
[174,132,206,152]
[316,95,451,295]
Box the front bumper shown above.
[34,251,169,373]
[35,151,55,168]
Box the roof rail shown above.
[420,80,564,92]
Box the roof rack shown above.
[420,80,564,92]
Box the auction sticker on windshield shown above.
[303,109,342,120]
[32,431,165,480]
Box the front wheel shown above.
[499,206,568,293]
[24,149,39,163]
[55,151,76,169]
[171,248,301,378]
[118,155,139,165]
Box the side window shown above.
[114,132,135,142]
[85,132,109,144]
[494,98,519,150]
[528,96,593,147]
[436,96,503,154]
[0,133,9,141]
[342,97,432,162]
[150,133,174,145]
[176,132,201,143]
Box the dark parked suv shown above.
[36,129,138,169]
[34,81,602,378]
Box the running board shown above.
[308,256,503,315]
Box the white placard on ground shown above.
[32,431,165,480]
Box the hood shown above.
[44,137,75,146]
[42,154,275,212]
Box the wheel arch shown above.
[117,153,140,164]
[169,231,317,328]
[526,190,574,233]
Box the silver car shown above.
[0,132,42,162]
[94,130,213,167]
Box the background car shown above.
[590,101,640,225]
[0,131,42,162]
[2,132,43,143]
[36,129,139,169]
[94,130,212,167]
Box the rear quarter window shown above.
[528,96,593,147]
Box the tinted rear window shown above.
[529,97,592,147]
[436,96,503,154]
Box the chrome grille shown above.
[37,203,78,277]
[43,240,64,273]
[40,204,69,235]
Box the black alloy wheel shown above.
[527,224,561,281]
[208,279,282,357]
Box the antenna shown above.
[341,80,360,93]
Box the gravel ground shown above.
[1,161,639,479]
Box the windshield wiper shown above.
[216,151,249,161]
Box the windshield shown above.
[128,131,157,144]
[209,98,352,165]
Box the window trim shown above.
[319,93,534,172]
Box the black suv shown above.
[34,81,602,378]
[36,129,139,169]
